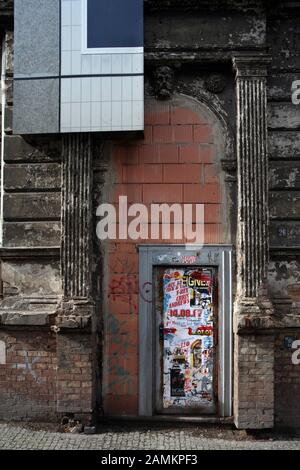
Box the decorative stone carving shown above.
[153,66,174,100]
[177,79,234,162]
[204,74,227,94]
[233,54,274,326]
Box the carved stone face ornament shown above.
[204,74,227,94]
[153,66,175,100]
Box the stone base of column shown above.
[234,296,278,333]
[55,300,95,330]
[233,333,275,429]
[56,330,100,426]
[55,300,100,426]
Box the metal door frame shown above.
[138,244,233,417]
[154,265,218,415]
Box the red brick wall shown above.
[0,330,96,422]
[56,334,95,419]
[103,96,226,415]
[234,334,274,429]
[0,331,57,421]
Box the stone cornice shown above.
[233,53,272,78]
[0,0,13,30]
[145,0,265,11]
[0,246,60,260]
[145,47,269,66]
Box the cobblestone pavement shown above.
[0,422,300,450]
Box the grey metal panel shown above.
[139,246,153,416]
[14,0,60,78]
[13,79,59,134]
[138,244,233,418]
[219,250,233,417]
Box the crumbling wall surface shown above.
[266,3,300,427]
[0,2,63,421]
[0,0,299,427]
[267,5,300,296]
[0,24,62,330]
[145,0,266,50]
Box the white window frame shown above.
[81,0,143,55]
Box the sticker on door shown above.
[162,267,215,410]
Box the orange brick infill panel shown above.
[108,242,138,254]
[170,106,207,125]
[105,374,138,396]
[107,354,139,376]
[105,333,137,356]
[114,145,139,165]
[103,394,138,415]
[163,163,202,184]
[179,144,213,164]
[193,125,214,143]
[113,184,143,203]
[107,274,139,295]
[105,315,138,336]
[184,183,221,203]
[204,204,222,223]
[143,183,183,203]
[123,164,163,183]
[153,125,193,144]
[145,102,170,125]
[139,144,179,164]
[204,224,222,244]
[109,253,139,274]
[204,164,220,184]
[108,293,139,315]
[142,126,153,144]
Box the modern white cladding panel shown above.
[60,76,144,132]
[13,0,144,135]
[60,0,144,133]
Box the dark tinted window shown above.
[87,0,143,49]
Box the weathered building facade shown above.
[0,0,299,429]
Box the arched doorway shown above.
[103,94,233,417]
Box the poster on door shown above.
[162,267,214,409]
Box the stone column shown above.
[56,134,97,424]
[61,134,92,299]
[233,55,274,323]
[60,133,94,322]
[233,55,275,429]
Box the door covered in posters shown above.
[155,267,217,414]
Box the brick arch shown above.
[102,94,231,416]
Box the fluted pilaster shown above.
[233,55,273,317]
[61,134,93,301]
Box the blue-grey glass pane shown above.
[87,0,143,49]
